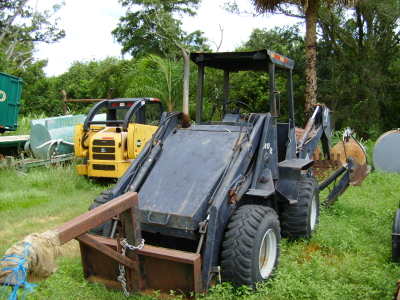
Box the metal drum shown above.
[373,130,400,173]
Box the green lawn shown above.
[0,165,400,300]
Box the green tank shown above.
[26,115,86,159]
[0,72,23,133]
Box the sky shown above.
[32,0,300,76]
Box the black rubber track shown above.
[392,208,400,262]
[280,176,319,239]
[221,205,280,287]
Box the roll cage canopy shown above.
[190,49,295,125]
[190,50,294,72]
[83,98,163,131]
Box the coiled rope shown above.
[0,242,36,300]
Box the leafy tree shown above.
[113,0,209,119]
[113,0,205,58]
[251,0,360,112]
[317,0,400,137]
[0,0,65,70]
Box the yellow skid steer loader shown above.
[74,98,163,179]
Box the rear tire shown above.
[392,209,400,262]
[280,176,319,239]
[221,205,280,287]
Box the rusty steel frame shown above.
[55,192,139,244]
[80,235,202,294]
[54,192,203,295]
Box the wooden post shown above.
[61,90,67,115]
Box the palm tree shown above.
[252,0,359,112]
[127,54,182,112]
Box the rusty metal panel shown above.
[141,255,201,294]
[79,241,121,289]
[77,234,135,268]
[79,235,203,295]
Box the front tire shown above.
[280,176,320,239]
[221,205,280,287]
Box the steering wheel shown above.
[224,99,253,114]
[209,99,253,121]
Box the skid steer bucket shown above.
[79,235,202,294]
[58,193,203,295]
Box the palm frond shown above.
[252,0,286,12]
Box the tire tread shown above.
[221,205,280,286]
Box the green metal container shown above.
[0,72,23,132]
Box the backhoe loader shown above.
[78,50,367,293]
[0,50,368,297]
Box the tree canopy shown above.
[112,0,208,58]
[250,0,360,112]
[0,0,65,70]
[3,0,400,139]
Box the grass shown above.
[1,166,400,299]
[0,166,105,254]
[3,114,46,136]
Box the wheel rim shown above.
[310,195,317,231]
[258,229,277,279]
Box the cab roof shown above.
[190,49,294,72]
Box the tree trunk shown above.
[304,0,319,112]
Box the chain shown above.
[117,238,145,297]
[196,215,209,254]
[120,238,145,251]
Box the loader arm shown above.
[104,112,182,200]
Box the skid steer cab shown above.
[74,98,163,179]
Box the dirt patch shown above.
[296,243,322,263]
[296,243,341,265]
